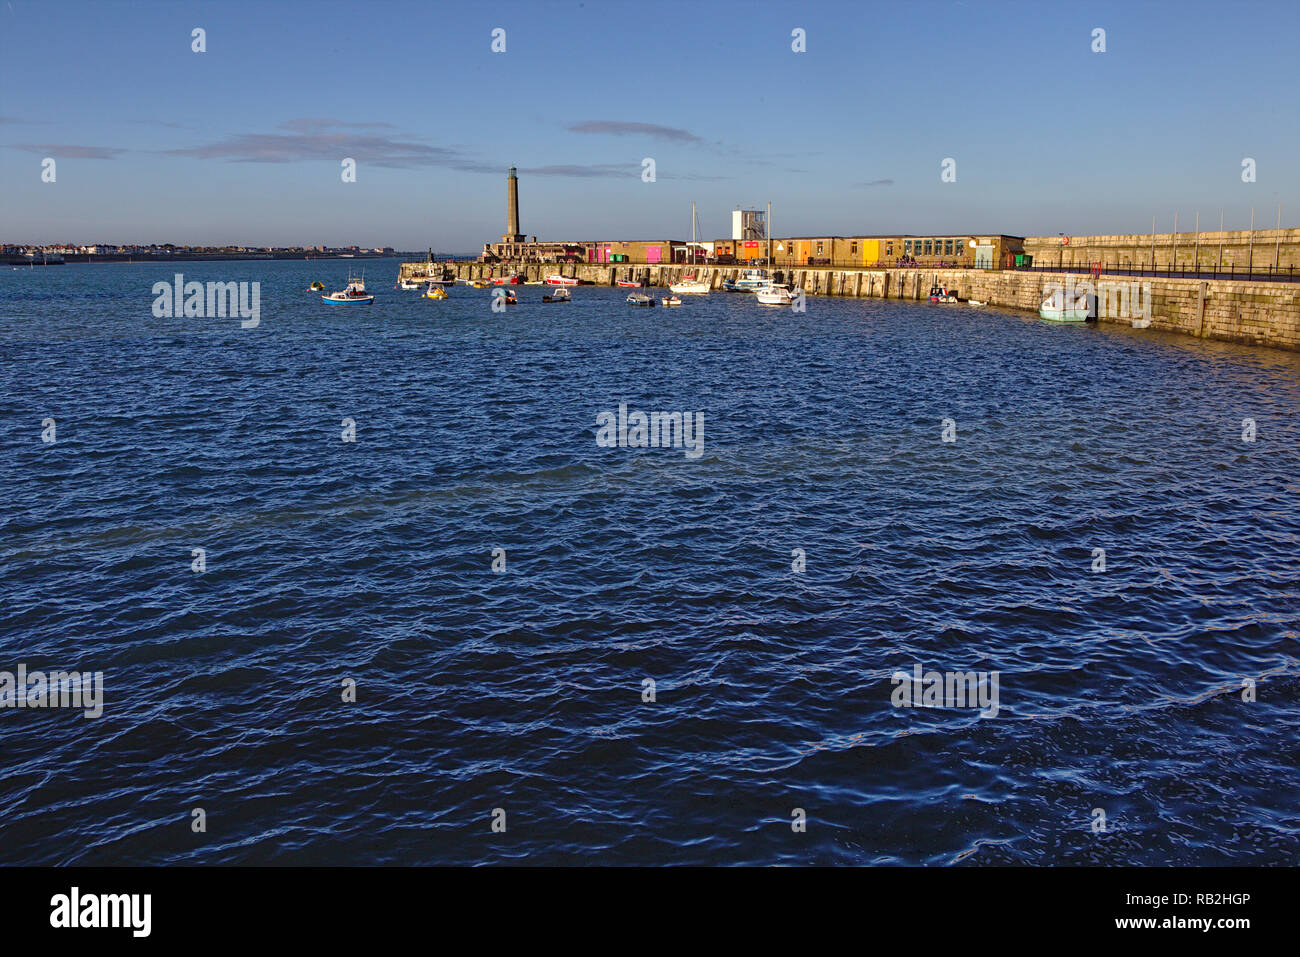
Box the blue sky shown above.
[2,0,1297,250]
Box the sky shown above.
[2,0,1297,251]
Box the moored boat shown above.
[661,295,682,307]
[627,292,656,307]
[397,277,421,290]
[616,279,647,288]
[755,285,795,306]
[545,274,581,285]
[322,274,374,305]
[542,287,571,303]
[424,284,448,300]
[670,272,711,294]
[671,201,712,294]
[733,269,770,291]
[1039,288,1092,322]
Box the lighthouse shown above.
[503,167,524,243]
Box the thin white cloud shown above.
[9,143,126,159]
[568,120,703,144]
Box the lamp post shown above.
[1193,212,1199,274]
[1218,210,1224,271]
[1275,204,1282,271]
[1248,207,1255,274]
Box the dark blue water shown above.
[2,259,1297,865]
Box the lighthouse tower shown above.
[502,167,525,243]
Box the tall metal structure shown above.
[731,207,766,242]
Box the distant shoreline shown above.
[6,253,452,267]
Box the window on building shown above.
[924,240,933,256]
[816,241,823,254]
[944,239,953,255]
[851,241,858,255]
[887,242,894,255]
[904,241,912,255]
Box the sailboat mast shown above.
[766,201,771,268]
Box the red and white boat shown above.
[492,273,522,285]
[544,274,581,285]
[616,279,647,288]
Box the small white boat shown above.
[755,285,795,306]
[967,300,985,307]
[670,272,710,294]
[627,292,656,307]
[671,202,712,294]
[661,295,682,307]
[1039,288,1091,322]
[1131,318,1151,328]
[542,287,571,303]
[396,277,421,290]
[545,274,581,286]
[323,274,374,305]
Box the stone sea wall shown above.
[399,261,1300,352]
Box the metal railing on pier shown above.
[472,259,1300,284]
[1012,263,1299,283]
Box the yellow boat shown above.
[424,285,448,300]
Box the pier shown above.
[399,260,1300,352]
[402,168,1300,351]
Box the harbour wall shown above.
[1022,228,1300,272]
[400,261,1300,352]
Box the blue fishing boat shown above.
[322,273,374,305]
